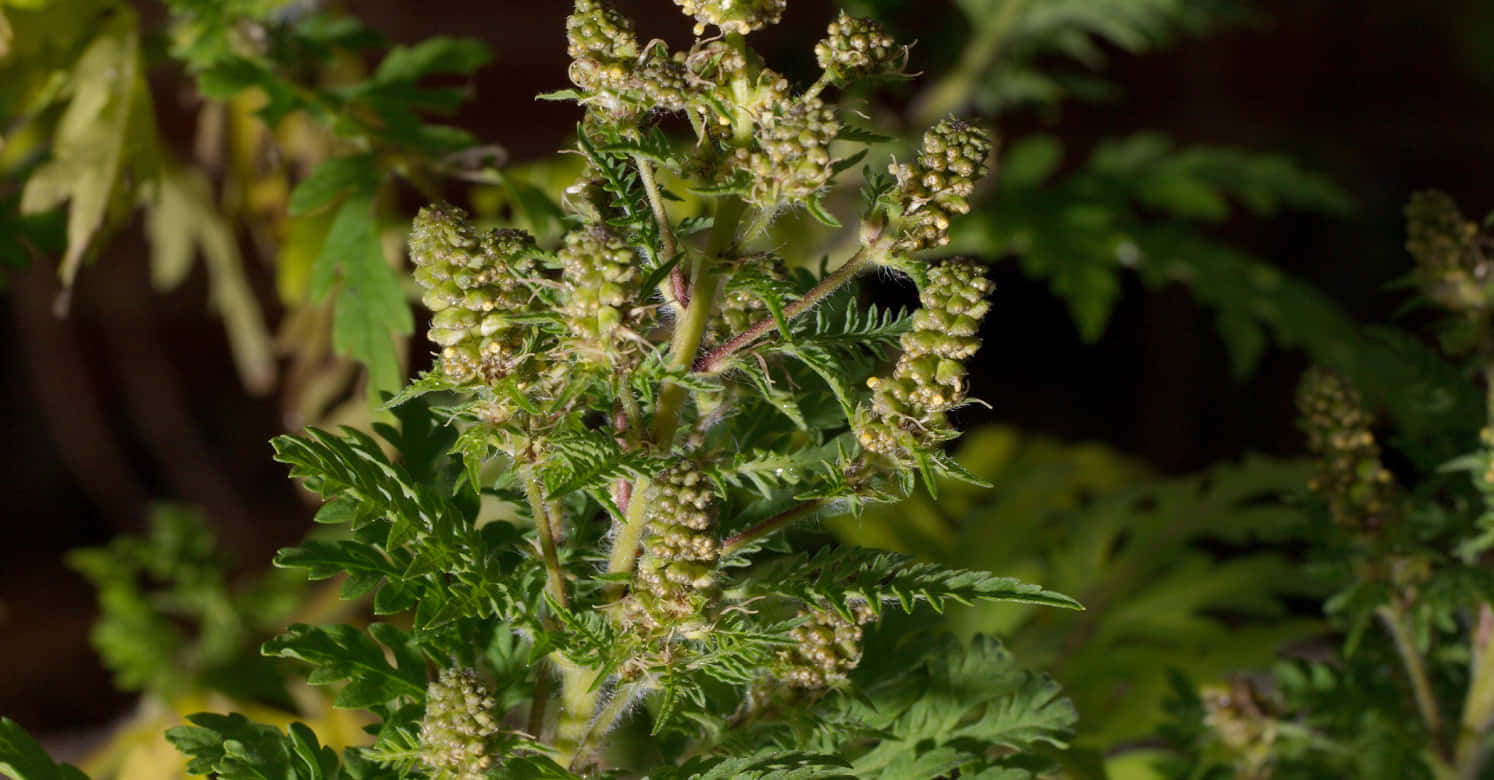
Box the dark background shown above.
[2,0,1491,735]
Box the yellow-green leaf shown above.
[18,8,155,312]
[145,166,277,394]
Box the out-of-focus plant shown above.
[1148,193,1494,780]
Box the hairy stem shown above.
[525,468,569,610]
[635,154,688,308]
[553,659,604,766]
[1379,604,1446,755]
[527,665,552,739]
[800,73,834,104]
[652,195,743,444]
[604,475,653,600]
[1456,605,1494,778]
[721,499,828,555]
[567,682,638,772]
[696,243,876,373]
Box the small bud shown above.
[1296,367,1397,530]
[672,0,786,36]
[815,11,902,83]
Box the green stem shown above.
[909,0,1029,126]
[567,683,637,772]
[527,664,551,739]
[524,468,569,610]
[696,243,877,373]
[721,499,827,555]
[635,155,688,308]
[800,73,835,104]
[1379,604,1446,758]
[552,659,603,766]
[651,196,744,444]
[1457,605,1494,778]
[604,475,653,600]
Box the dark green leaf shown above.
[0,718,89,780]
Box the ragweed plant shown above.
[1153,192,1494,780]
[0,3,1084,779]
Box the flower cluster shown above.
[672,0,786,36]
[888,119,992,254]
[738,97,840,208]
[1405,190,1486,311]
[857,258,994,458]
[409,204,542,386]
[567,0,690,123]
[815,11,903,83]
[418,667,503,780]
[1296,367,1396,530]
[557,226,648,366]
[777,602,877,689]
[1201,679,1277,778]
[626,465,721,634]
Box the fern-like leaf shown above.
[750,545,1080,619]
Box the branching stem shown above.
[721,499,828,555]
[697,243,878,373]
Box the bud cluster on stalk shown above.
[1296,367,1396,530]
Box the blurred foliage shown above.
[833,427,1322,763]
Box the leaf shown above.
[835,125,895,145]
[647,750,854,780]
[310,195,413,399]
[145,166,276,393]
[274,539,411,606]
[373,37,492,84]
[539,428,667,498]
[20,8,155,310]
[0,717,89,780]
[289,154,379,216]
[753,545,1080,619]
[165,712,297,780]
[849,636,1074,777]
[262,623,427,710]
[998,134,1063,191]
[804,196,842,228]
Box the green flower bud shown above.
[814,11,902,83]
[1404,190,1487,311]
[673,0,786,36]
[557,227,649,366]
[1406,190,1476,273]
